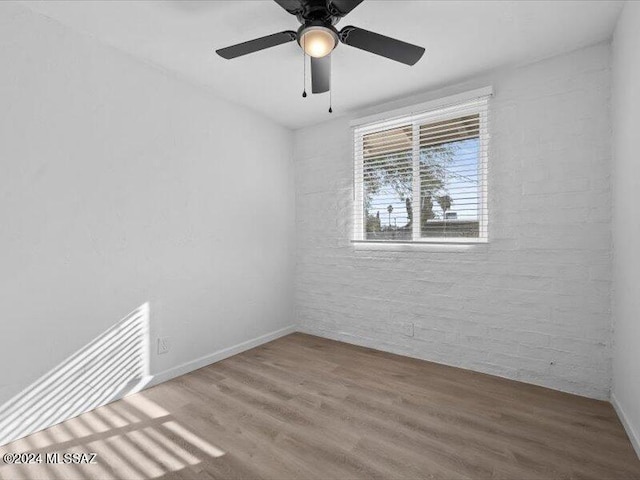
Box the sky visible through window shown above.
[366,138,480,228]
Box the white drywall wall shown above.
[0,2,294,445]
[611,0,640,458]
[294,43,612,400]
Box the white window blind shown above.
[353,93,490,244]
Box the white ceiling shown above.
[22,0,623,129]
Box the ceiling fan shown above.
[216,0,425,97]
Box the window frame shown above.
[352,88,491,245]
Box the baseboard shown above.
[611,393,640,460]
[148,324,297,388]
[297,325,610,400]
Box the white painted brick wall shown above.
[293,43,612,400]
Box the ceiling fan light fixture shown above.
[299,26,338,58]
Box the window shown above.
[353,92,490,244]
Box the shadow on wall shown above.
[0,303,152,446]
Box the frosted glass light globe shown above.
[300,27,337,58]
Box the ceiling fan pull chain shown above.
[302,36,307,98]
[328,68,333,113]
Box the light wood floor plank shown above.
[1,333,639,479]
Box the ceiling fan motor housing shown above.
[294,0,344,25]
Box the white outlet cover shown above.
[157,337,170,355]
[403,323,415,337]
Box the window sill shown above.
[351,239,488,252]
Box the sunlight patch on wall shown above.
[0,303,151,446]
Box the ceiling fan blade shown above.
[311,55,331,94]
[272,0,303,15]
[339,26,425,66]
[216,31,297,60]
[328,0,364,16]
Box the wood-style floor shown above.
[1,333,639,480]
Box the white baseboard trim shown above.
[148,324,297,388]
[297,326,610,400]
[611,393,640,460]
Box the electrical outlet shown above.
[157,336,170,355]
[402,322,414,337]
